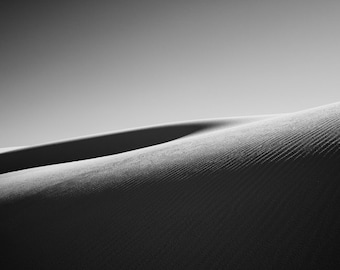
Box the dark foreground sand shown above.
[1,103,340,269]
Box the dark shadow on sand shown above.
[0,122,220,174]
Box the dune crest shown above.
[0,115,271,174]
[1,103,340,269]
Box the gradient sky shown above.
[1,0,340,147]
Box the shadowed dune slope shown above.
[1,103,340,269]
[0,116,267,174]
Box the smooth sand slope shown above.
[1,103,340,269]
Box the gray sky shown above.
[1,0,340,147]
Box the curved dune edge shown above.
[1,102,340,269]
[0,115,273,174]
[0,147,24,154]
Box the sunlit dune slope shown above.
[0,115,269,174]
[1,103,340,269]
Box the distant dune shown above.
[1,103,340,269]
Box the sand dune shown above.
[1,103,340,269]
[0,116,270,175]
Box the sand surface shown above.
[1,103,340,269]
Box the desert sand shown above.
[1,103,340,269]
